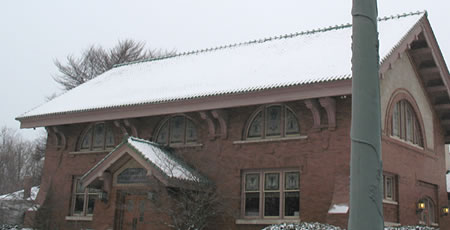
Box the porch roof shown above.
[81,136,207,187]
[18,12,427,122]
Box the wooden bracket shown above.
[304,99,321,131]
[211,109,228,139]
[199,111,216,140]
[124,119,138,137]
[319,97,336,130]
[47,126,66,150]
[114,120,129,136]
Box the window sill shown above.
[383,199,398,205]
[382,135,435,158]
[389,136,424,150]
[65,216,93,221]
[384,222,401,227]
[235,219,300,225]
[69,150,112,155]
[168,143,203,148]
[233,136,307,145]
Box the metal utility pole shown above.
[348,0,384,229]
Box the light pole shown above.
[348,0,384,229]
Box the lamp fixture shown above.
[442,206,449,216]
[99,190,108,202]
[416,201,425,213]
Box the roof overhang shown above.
[17,79,352,128]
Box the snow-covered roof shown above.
[0,186,39,201]
[127,137,203,182]
[19,12,425,119]
[82,136,205,183]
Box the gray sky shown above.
[1,0,448,140]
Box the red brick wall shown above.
[35,96,448,229]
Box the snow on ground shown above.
[261,223,439,230]
[0,186,39,201]
[446,172,450,192]
[328,204,349,214]
[0,222,441,230]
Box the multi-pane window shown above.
[391,100,423,147]
[243,170,300,218]
[247,105,300,139]
[71,177,101,216]
[383,174,396,201]
[156,116,198,146]
[80,123,115,151]
[420,197,437,226]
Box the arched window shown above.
[419,197,437,226]
[79,123,115,151]
[246,105,300,139]
[155,115,198,146]
[391,100,423,147]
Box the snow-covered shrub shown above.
[261,223,439,230]
[385,227,438,230]
[262,222,344,230]
[0,224,22,230]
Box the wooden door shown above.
[122,194,150,230]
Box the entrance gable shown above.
[81,136,206,189]
[381,54,434,149]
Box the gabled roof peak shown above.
[113,11,426,69]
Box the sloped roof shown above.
[0,186,40,201]
[82,136,205,184]
[18,12,425,120]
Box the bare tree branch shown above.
[53,39,175,91]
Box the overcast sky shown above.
[1,0,448,140]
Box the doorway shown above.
[115,190,151,230]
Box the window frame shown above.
[390,100,423,147]
[242,169,300,219]
[154,115,199,146]
[245,104,300,140]
[78,122,115,152]
[70,177,101,217]
[383,174,397,203]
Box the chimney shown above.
[23,176,32,199]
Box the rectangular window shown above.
[383,174,397,202]
[243,170,299,219]
[71,177,101,216]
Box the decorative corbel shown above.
[46,126,66,150]
[319,97,336,131]
[304,99,321,131]
[114,120,128,135]
[198,111,216,140]
[211,109,228,139]
[123,119,138,137]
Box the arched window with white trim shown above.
[154,115,198,146]
[391,100,423,147]
[246,104,300,140]
[79,123,115,151]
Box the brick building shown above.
[17,12,450,229]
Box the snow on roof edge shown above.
[17,74,352,120]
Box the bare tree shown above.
[160,183,224,230]
[148,148,229,230]
[53,40,175,91]
[0,127,45,195]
